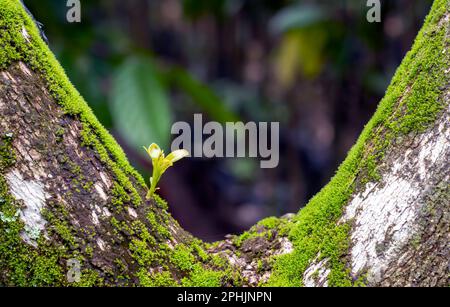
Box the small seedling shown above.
[143,143,189,199]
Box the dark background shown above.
[24,0,433,241]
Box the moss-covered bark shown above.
[0,0,233,287]
[0,0,448,287]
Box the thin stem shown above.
[146,165,161,199]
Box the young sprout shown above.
[143,143,189,199]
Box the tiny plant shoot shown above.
[144,143,189,199]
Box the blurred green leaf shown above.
[110,56,173,150]
[270,4,327,34]
[170,67,238,123]
[275,28,327,84]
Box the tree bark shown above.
[0,0,448,287]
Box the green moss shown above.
[0,128,68,285]
[84,133,142,207]
[43,209,78,249]
[233,215,292,249]
[0,0,161,285]
[146,211,170,239]
[85,245,93,258]
[266,0,449,287]
[257,217,281,229]
[233,231,254,248]
[190,240,228,274]
[82,181,94,191]
[192,241,209,262]
[110,182,130,213]
[68,161,82,176]
[0,0,146,208]
[130,235,229,286]
[130,239,157,266]
[181,264,224,287]
[153,194,169,210]
[256,259,264,273]
[30,253,64,285]
[0,195,66,286]
[73,269,103,287]
[210,254,227,268]
[0,134,15,169]
[137,269,177,287]
[55,127,65,142]
[171,245,195,271]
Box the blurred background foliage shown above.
[25,0,432,240]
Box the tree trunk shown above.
[0,0,448,287]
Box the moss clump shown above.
[146,211,171,239]
[43,208,78,249]
[178,239,232,286]
[130,239,157,267]
[266,0,449,286]
[257,216,282,230]
[234,231,258,248]
[137,269,177,287]
[55,127,65,143]
[0,130,67,285]
[0,175,101,286]
[171,245,195,271]
[74,269,103,287]
[110,182,130,213]
[233,216,290,248]
[192,241,209,262]
[181,264,224,287]
[131,238,230,287]
[0,134,15,169]
[153,193,169,210]
[0,208,63,286]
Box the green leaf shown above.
[170,67,238,123]
[275,29,327,83]
[110,56,172,150]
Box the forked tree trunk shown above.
[0,0,448,287]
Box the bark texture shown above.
[0,0,448,287]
